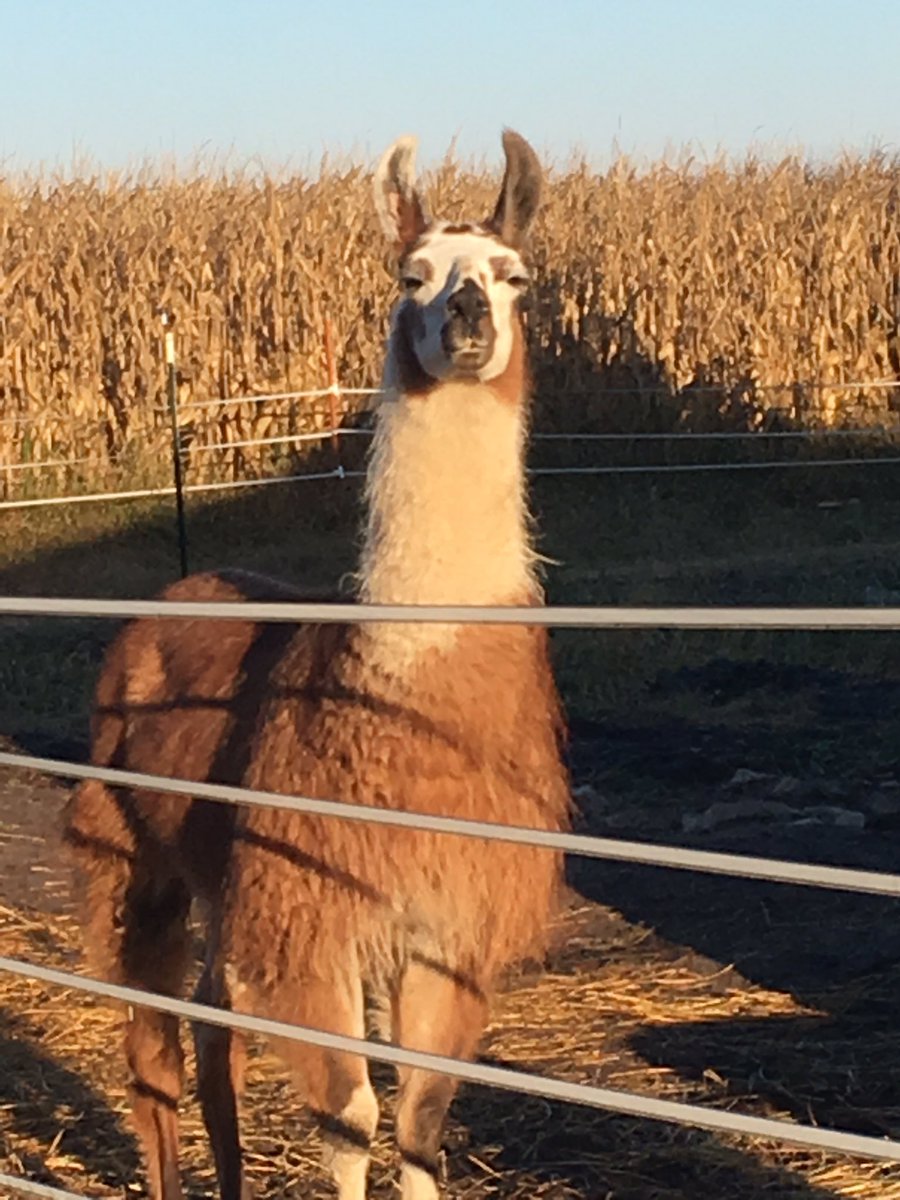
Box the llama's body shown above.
[66,130,570,1200]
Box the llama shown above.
[65,129,572,1200]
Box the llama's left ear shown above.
[374,136,428,257]
[487,129,543,250]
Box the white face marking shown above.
[399,222,528,382]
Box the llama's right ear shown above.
[374,136,428,257]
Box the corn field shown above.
[3,152,900,498]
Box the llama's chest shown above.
[243,630,566,828]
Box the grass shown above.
[2,456,900,767]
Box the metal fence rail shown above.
[4,750,900,897]
[4,956,900,1170]
[2,595,900,629]
[3,595,900,1197]
[0,1174,87,1200]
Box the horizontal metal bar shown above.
[3,955,900,1163]
[3,750,900,898]
[0,1174,86,1200]
[2,596,900,629]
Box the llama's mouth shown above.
[442,333,494,375]
[450,345,491,369]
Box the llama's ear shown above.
[487,129,542,250]
[374,136,428,257]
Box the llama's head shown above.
[375,129,542,387]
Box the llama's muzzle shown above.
[442,280,495,371]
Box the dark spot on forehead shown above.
[407,223,501,258]
[400,256,434,282]
[490,255,514,280]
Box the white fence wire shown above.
[6,452,900,513]
[3,597,900,1197]
[5,376,900,514]
[0,468,356,512]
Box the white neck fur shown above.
[357,377,536,667]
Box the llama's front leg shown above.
[392,961,489,1200]
[265,974,379,1200]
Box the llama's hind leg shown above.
[124,1005,186,1200]
[120,875,192,1200]
[192,964,251,1200]
[66,782,190,1199]
[392,961,489,1200]
[265,974,378,1200]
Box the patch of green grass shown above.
[2,464,900,764]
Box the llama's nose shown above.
[447,279,490,331]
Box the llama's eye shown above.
[401,276,424,292]
[508,274,530,290]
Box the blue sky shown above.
[4,0,900,173]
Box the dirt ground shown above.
[3,665,900,1200]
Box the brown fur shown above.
[66,568,569,1198]
[400,255,435,282]
[485,318,528,407]
[440,223,485,236]
[67,566,568,981]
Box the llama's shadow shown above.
[0,1005,200,1197]
[567,836,900,1133]
[529,265,771,444]
[449,1059,842,1198]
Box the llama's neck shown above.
[359,380,536,616]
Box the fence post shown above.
[160,310,189,578]
[323,317,344,479]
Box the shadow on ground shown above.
[0,1007,139,1193]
